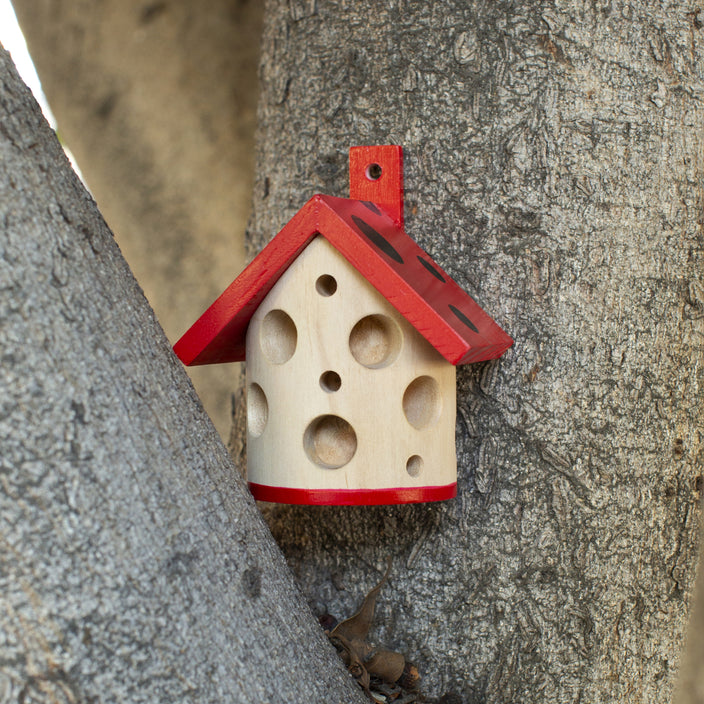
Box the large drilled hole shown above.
[349,314,402,369]
[406,455,424,477]
[320,370,342,392]
[315,274,337,297]
[247,383,268,437]
[403,376,442,429]
[304,415,357,469]
[260,309,297,364]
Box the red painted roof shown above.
[174,194,513,367]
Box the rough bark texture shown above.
[11,0,263,439]
[676,516,704,704]
[246,2,704,702]
[0,49,365,704]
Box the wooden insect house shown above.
[175,146,512,505]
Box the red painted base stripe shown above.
[248,483,457,505]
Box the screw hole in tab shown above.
[365,163,383,181]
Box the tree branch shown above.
[0,48,364,704]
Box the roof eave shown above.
[174,196,324,366]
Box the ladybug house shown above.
[174,146,512,505]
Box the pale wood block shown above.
[245,236,456,493]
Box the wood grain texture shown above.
[245,236,457,500]
[0,49,366,704]
[246,1,704,701]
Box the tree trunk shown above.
[248,1,704,702]
[0,48,365,703]
[10,0,263,439]
[676,515,704,704]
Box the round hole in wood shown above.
[320,370,342,392]
[315,274,337,296]
[406,455,424,477]
[247,383,268,437]
[366,163,383,181]
[349,314,402,369]
[304,415,357,469]
[260,309,297,364]
[403,376,442,429]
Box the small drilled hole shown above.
[316,274,337,296]
[366,163,383,181]
[406,455,424,477]
[320,371,342,393]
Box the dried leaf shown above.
[325,560,421,701]
[364,648,406,684]
[331,558,392,643]
[329,632,371,692]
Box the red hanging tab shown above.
[349,145,404,228]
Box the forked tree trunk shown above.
[10,0,263,439]
[0,49,365,703]
[247,2,704,701]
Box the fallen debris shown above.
[323,561,421,703]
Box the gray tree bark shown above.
[0,48,365,703]
[10,0,263,439]
[677,516,704,704]
[246,1,704,702]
